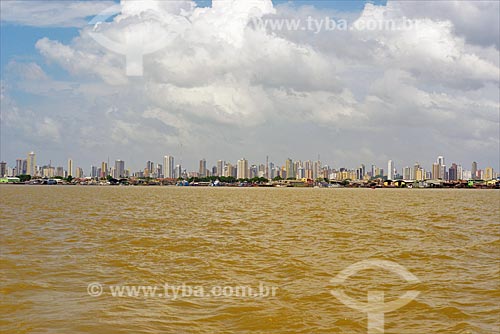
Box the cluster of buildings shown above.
[0,152,497,184]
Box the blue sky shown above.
[0,1,385,73]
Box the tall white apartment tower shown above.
[237,158,249,179]
[163,155,174,178]
[67,158,74,177]
[387,160,394,180]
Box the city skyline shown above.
[1,150,496,182]
[1,1,498,175]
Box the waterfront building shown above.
[156,164,162,178]
[216,160,224,177]
[90,165,98,178]
[484,167,494,180]
[432,163,440,179]
[269,163,275,179]
[115,160,125,178]
[146,161,154,176]
[101,162,108,178]
[387,160,394,180]
[415,167,425,181]
[250,165,258,178]
[449,163,458,181]
[55,167,64,177]
[457,165,463,180]
[67,159,74,177]
[175,164,182,178]
[237,158,249,179]
[163,156,175,178]
[42,166,55,178]
[15,159,23,176]
[471,161,478,179]
[403,166,412,181]
[285,158,295,179]
[356,166,363,180]
[27,152,36,176]
[0,161,6,177]
[199,159,207,177]
[75,167,84,178]
[296,166,305,179]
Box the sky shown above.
[0,0,499,172]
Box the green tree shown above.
[18,174,31,182]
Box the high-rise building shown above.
[175,164,182,179]
[387,160,394,180]
[15,159,23,176]
[415,167,425,181]
[448,163,458,181]
[75,167,83,178]
[313,160,321,180]
[436,155,446,179]
[67,159,74,177]
[146,161,154,176]
[484,167,494,180]
[216,160,224,177]
[156,164,162,178]
[27,152,36,176]
[42,166,55,178]
[249,165,258,178]
[224,163,232,177]
[90,165,98,178]
[237,158,249,179]
[56,167,64,177]
[462,170,472,180]
[441,165,447,180]
[432,163,440,180]
[296,166,304,179]
[115,160,125,178]
[471,161,477,180]
[101,162,108,178]
[403,166,412,180]
[199,159,207,177]
[285,158,295,179]
[265,156,269,179]
[0,161,6,177]
[269,162,275,179]
[457,165,463,180]
[356,166,364,180]
[412,162,420,180]
[163,155,174,178]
